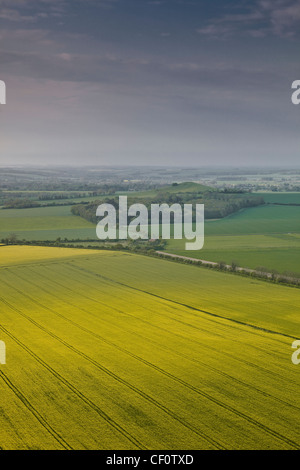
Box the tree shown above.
[231,260,239,271]
[7,233,18,244]
[217,261,227,270]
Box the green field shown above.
[166,200,300,274]
[0,246,299,449]
[167,233,300,275]
[204,204,300,236]
[256,193,300,204]
[0,205,96,241]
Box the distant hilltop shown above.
[157,182,214,194]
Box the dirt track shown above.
[156,251,270,277]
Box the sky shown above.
[0,0,299,167]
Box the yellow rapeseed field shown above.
[0,246,299,449]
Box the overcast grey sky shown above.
[0,0,299,166]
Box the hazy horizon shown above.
[1,163,300,170]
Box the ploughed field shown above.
[0,246,299,449]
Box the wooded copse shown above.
[71,192,264,224]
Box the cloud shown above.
[197,0,300,38]
[262,0,300,36]
[0,0,118,24]
[0,0,67,22]
[0,39,285,110]
[0,8,35,21]
[196,24,233,39]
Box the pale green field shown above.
[0,246,299,450]
[0,245,92,266]
[0,205,96,241]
